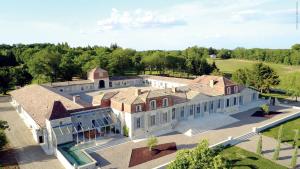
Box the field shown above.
[207,58,300,89]
[221,146,287,169]
[262,117,300,147]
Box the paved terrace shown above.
[0,96,64,169]
[93,105,299,169]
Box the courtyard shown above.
[88,105,299,169]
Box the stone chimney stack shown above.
[209,80,215,88]
[172,87,177,93]
[73,95,80,103]
[135,89,141,96]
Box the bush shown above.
[0,130,8,150]
[123,125,129,137]
[256,135,262,155]
[147,136,158,151]
[261,104,270,115]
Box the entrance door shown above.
[99,80,105,88]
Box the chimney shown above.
[209,80,215,88]
[172,87,177,93]
[73,95,80,103]
[135,89,141,96]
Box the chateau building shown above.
[9,67,259,156]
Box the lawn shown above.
[262,117,300,147]
[221,146,287,169]
[207,58,300,89]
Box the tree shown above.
[273,125,283,160]
[168,140,229,169]
[290,146,298,169]
[261,104,270,115]
[0,67,16,94]
[283,73,300,102]
[256,134,262,155]
[293,129,299,148]
[147,136,158,151]
[217,49,232,59]
[250,63,280,93]
[232,68,251,86]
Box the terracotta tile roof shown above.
[188,75,237,96]
[10,84,83,127]
[140,75,192,84]
[44,80,93,87]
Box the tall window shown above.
[218,99,221,109]
[234,97,237,105]
[150,115,156,126]
[136,105,142,112]
[150,100,156,110]
[163,112,168,123]
[172,108,176,120]
[226,98,230,107]
[162,98,168,107]
[227,87,231,95]
[180,107,185,117]
[196,104,201,114]
[239,96,243,105]
[136,117,141,128]
[252,93,256,100]
[204,102,207,112]
[234,86,238,93]
[210,102,213,110]
[190,105,194,115]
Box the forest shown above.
[0,43,300,94]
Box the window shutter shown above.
[156,112,159,125]
[141,115,144,128]
[133,117,137,129]
[148,115,151,127]
[221,99,224,109]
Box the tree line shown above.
[0,43,217,94]
[1,43,300,94]
[216,44,300,65]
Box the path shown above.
[237,135,300,168]
[0,96,64,169]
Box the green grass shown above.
[262,117,300,147]
[221,146,287,169]
[207,58,300,89]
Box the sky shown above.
[0,0,299,50]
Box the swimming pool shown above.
[58,142,94,166]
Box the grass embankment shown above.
[207,58,300,89]
[262,117,300,147]
[221,146,287,169]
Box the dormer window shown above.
[234,86,238,93]
[227,87,231,95]
[162,98,168,107]
[136,105,142,112]
[150,100,156,110]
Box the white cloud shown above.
[97,8,186,31]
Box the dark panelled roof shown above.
[46,101,70,120]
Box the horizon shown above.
[1,0,300,50]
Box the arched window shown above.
[150,100,156,110]
[162,98,168,107]
[234,86,238,93]
[227,87,231,95]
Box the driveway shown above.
[94,105,299,169]
[0,96,64,169]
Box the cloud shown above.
[97,8,186,31]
